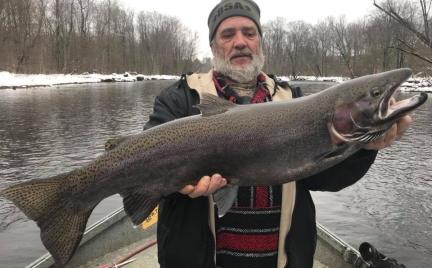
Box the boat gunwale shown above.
[27,208,368,268]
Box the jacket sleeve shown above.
[300,149,378,192]
[143,79,199,130]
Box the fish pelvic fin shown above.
[213,185,239,217]
[1,176,94,267]
[122,190,161,226]
[195,93,237,116]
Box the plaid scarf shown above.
[212,71,272,104]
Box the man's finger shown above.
[206,174,227,195]
[179,185,195,195]
[188,176,211,198]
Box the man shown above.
[143,1,412,267]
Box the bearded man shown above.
[143,1,411,267]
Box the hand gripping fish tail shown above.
[1,68,428,267]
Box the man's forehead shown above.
[217,16,257,32]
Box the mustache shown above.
[229,49,253,60]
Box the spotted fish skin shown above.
[0,68,427,267]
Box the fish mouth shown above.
[356,92,428,143]
[370,71,427,140]
[361,76,428,143]
[378,83,428,123]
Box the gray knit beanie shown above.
[208,0,262,43]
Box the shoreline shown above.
[0,72,181,90]
[0,71,431,93]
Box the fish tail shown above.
[1,176,93,267]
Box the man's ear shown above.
[210,43,216,56]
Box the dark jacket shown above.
[143,74,378,268]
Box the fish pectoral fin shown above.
[195,93,238,116]
[314,144,349,162]
[212,185,239,217]
[122,191,161,226]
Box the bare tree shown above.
[374,0,432,64]
[285,21,311,78]
[135,11,198,74]
[76,0,90,35]
[309,20,333,76]
[4,0,46,72]
[329,16,354,77]
[262,17,288,75]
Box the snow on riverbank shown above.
[0,71,180,89]
[280,75,432,93]
[0,71,431,93]
[402,77,432,92]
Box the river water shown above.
[0,81,430,267]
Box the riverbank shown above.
[0,71,179,90]
[286,74,432,93]
[0,71,431,92]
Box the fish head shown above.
[330,68,428,143]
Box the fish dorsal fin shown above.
[195,93,237,117]
[105,135,130,151]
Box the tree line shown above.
[0,0,199,74]
[263,0,432,78]
[0,0,430,77]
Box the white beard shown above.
[212,46,265,83]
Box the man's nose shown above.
[233,32,247,49]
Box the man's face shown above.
[211,16,264,83]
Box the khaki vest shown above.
[186,70,296,268]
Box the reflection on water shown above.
[0,82,431,267]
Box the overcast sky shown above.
[120,0,376,59]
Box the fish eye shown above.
[370,89,381,97]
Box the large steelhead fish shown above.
[0,68,428,267]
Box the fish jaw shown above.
[330,68,428,144]
[380,92,428,122]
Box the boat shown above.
[27,207,369,268]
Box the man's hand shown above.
[363,114,412,150]
[179,173,227,198]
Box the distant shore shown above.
[0,71,431,93]
[0,72,180,90]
